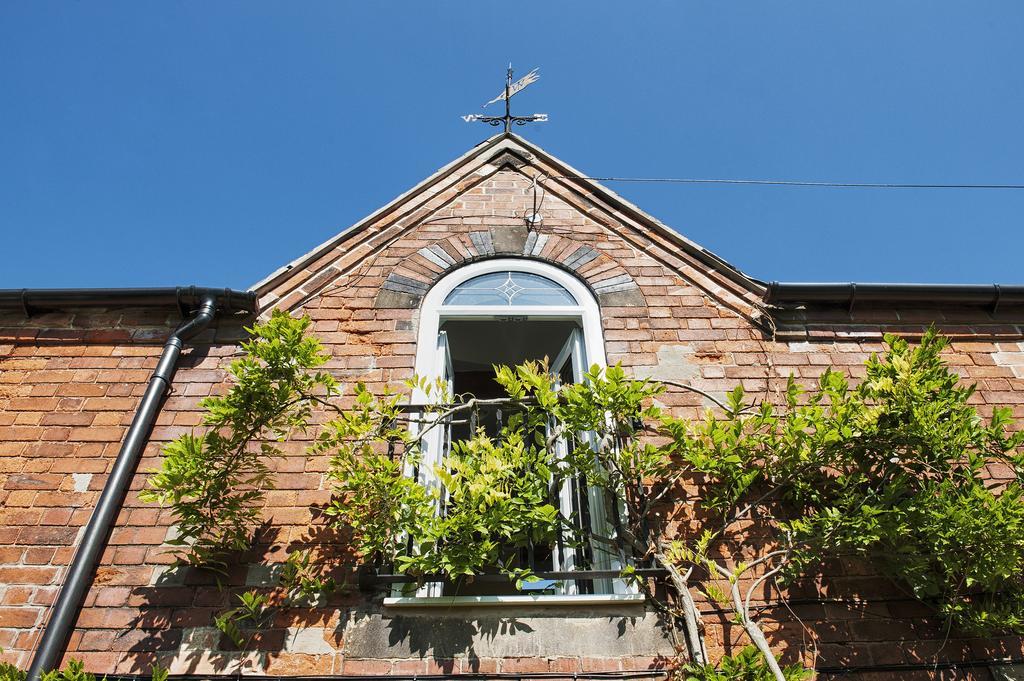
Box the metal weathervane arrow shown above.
[462,64,548,133]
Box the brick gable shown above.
[1,134,1023,679]
[255,135,765,325]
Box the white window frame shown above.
[412,259,607,396]
[396,259,632,604]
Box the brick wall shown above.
[2,137,1024,679]
[0,309,239,669]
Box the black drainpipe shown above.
[25,293,234,681]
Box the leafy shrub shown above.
[137,311,1024,680]
[680,647,811,681]
[0,661,26,681]
[40,660,98,681]
[671,329,1024,633]
[141,310,336,568]
[279,549,339,604]
[214,590,273,650]
[0,659,166,681]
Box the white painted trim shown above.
[412,258,606,404]
[550,327,583,594]
[383,593,645,608]
[408,259,615,598]
[439,305,583,317]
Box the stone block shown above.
[341,607,674,660]
[374,290,421,309]
[149,565,189,587]
[598,288,646,308]
[71,473,92,493]
[491,224,529,255]
[469,231,495,256]
[284,626,335,654]
[245,563,281,587]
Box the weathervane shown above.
[462,65,548,133]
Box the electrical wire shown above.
[284,170,1024,310]
[548,175,1024,190]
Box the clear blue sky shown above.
[2,2,1023,289]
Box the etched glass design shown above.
[443,271,577,306]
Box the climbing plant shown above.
[322,329,1024,679]
[669,330,1024,638]
[140,312,1024,680]
[141,310,336,568]
[653,329,1024,676]
[0,660,23,681]
[0,658,168,681]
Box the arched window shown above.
[399,259,628,602]
[443,271,577,306]
[414,259,606,395]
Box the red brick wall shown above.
[0,310,245,672]
[2,147,1024,679]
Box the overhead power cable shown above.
[550,175,1024,190]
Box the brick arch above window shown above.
[373,228,646,309]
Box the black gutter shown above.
[764,282,1024,310]
[0,286,257,315]
[23,288,256,681]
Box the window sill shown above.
[383,593,646,608]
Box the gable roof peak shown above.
[252,131,765,313]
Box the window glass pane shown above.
[443,271,577,306]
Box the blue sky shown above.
[2,2,1022,288]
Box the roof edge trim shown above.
[764,282,1024,308]
[250,132,768,302]
[0,287,258,315]
[251,133,510,293]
